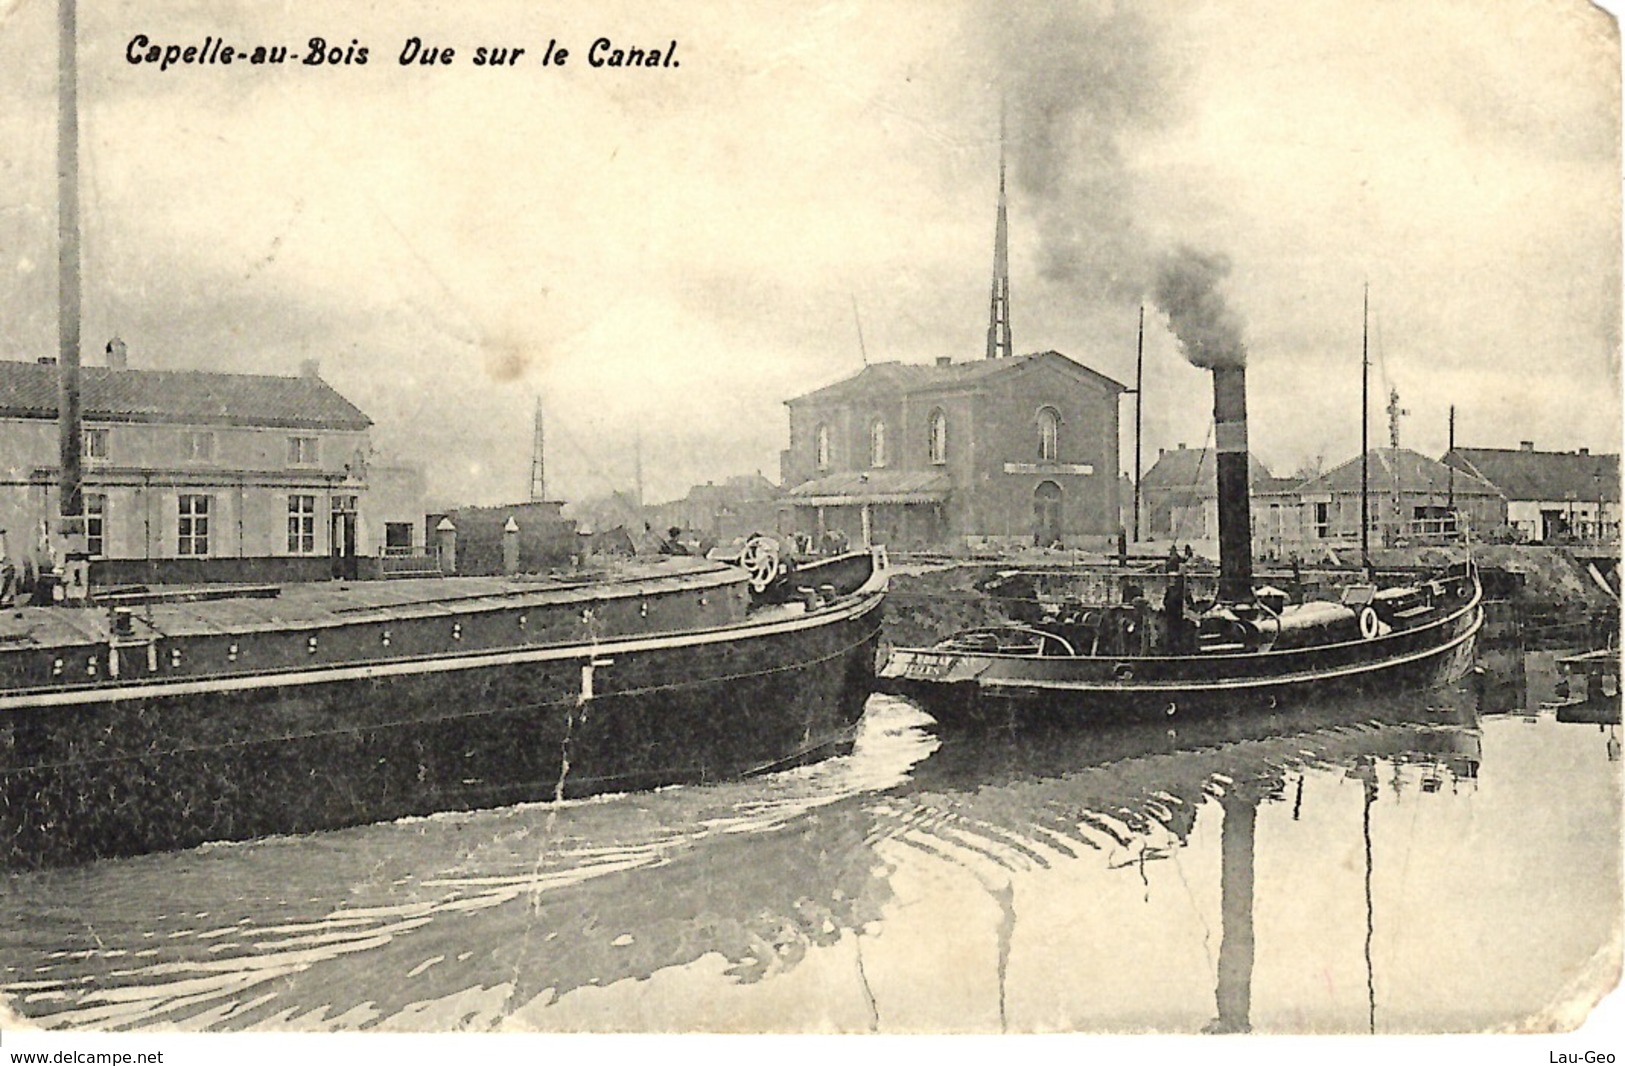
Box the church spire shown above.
[985,107,1013,360]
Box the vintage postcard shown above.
[0,0,1619,1057]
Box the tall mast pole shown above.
[1360,285,1370,574]
[634,427,645,510]
[1133,305,1144,542]
[1447,404,1456,527]
[57,0,87,602]
[529,396,547,502]
[984,104,1012,361]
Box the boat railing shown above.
[378,546,446,578]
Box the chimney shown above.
[1579,447,1590,455]
[106,337,127,369]
[1211,366,1253,603]
[1519,441,1534,451]
[1177,442,1187,451]
[37,357,57,365]
[300,358,321,379]
[936,356,952,367]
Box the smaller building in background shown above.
[427,500,577,576]
[644,473,782,546]
[1136,443,1282,543]
[1444,442,1620,544]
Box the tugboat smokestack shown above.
[1212,365,1253,603]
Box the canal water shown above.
[1,651,1618,1035]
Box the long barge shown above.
[0,548,888,868]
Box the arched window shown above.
[928,409,947,465]
[1037,407,1061,462]
[870,419,887,468]
[815,423,831,472]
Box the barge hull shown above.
[1,592,883,869]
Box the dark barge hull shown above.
[881,585,1482,729]
[0,556,886,869]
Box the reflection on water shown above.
[2,654,1618,1034]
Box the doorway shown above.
[331,496,359,579]
[1033,481,1063,547]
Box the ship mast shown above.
[56,0,88,603]
[1132,305,1145,541]
[1360,286,1371,575]
[1386,387,1407,545]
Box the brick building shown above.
[780,351,1126,551]
[0,353,424,584]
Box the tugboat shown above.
[881,269,1483,725]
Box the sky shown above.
[0,0,1619,509]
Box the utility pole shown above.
[56,0,88,603]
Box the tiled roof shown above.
[0,360,372,430]
[786,351,1127,406]
[1298,449,1502,497]
[785,470,951,504]
[1140,446,1274,492]
[1445,447,1620,504]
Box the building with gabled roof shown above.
[0,352,423,584]
[1136,442,1279,543]
[1443,442,1619,543]
[0,358,372,430]
[1291,447,1506,547]
[781,351,1127,550]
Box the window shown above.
[178,495,210,556]
[182,430,215,462]
[928,409,947,465]
[869,420,887,468]
[1314,502,1330,538]
[288,495,317,554]
[384,522,414,553]
[1037,407,1061,462]
[287,436,319,465]
[84,493,106,558]
[84,427,108,461]
[815,424,831,472]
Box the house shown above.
[1136,443,1282,542]
[1134,442,1311,558]
[1443,442,1620,543]
[780,351,1127,551]
[1289,448,1506,547]
[0,353,424,584]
